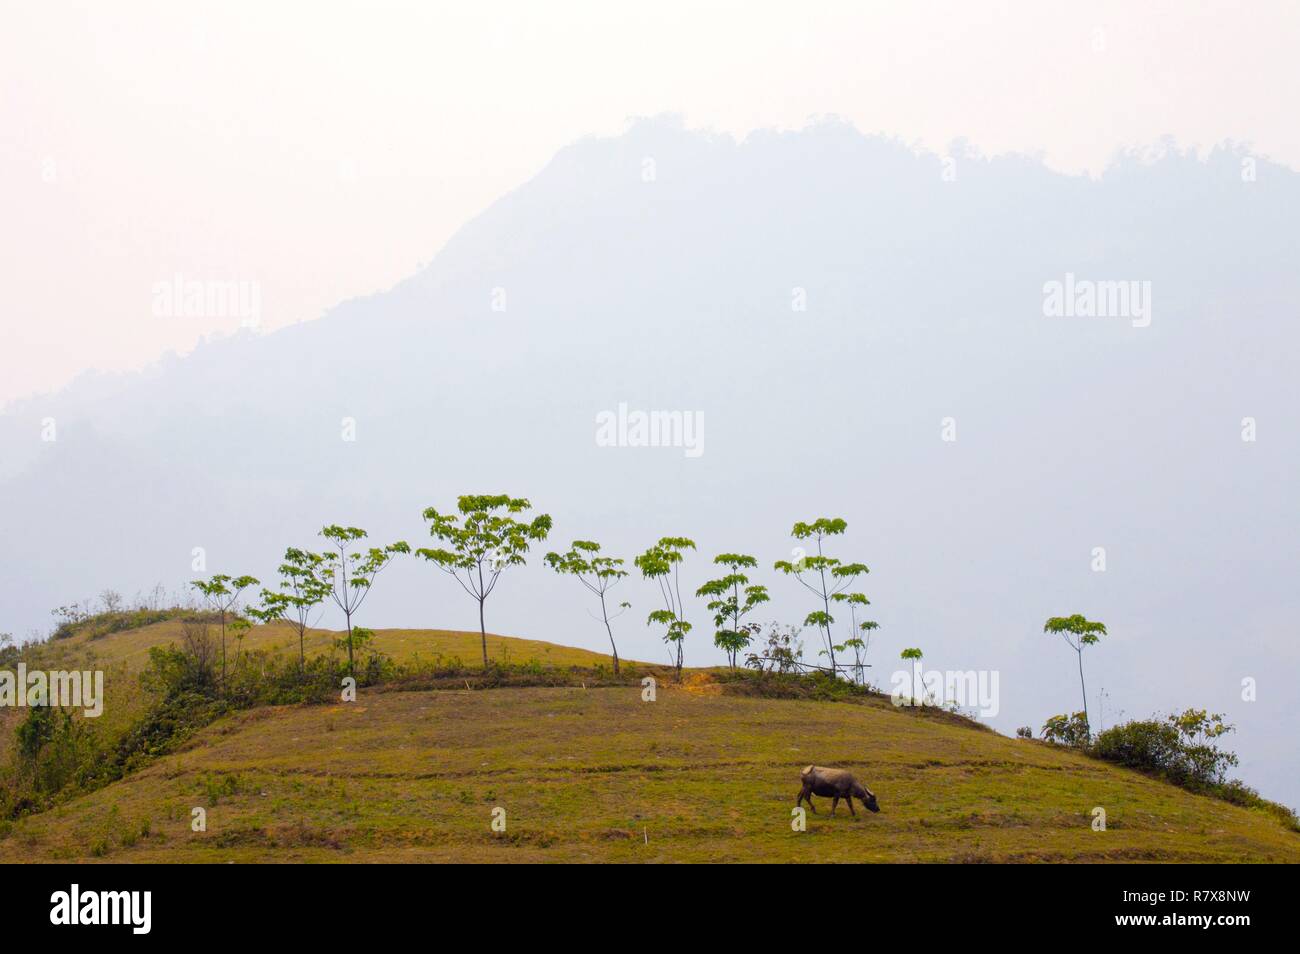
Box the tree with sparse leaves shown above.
[417,495,552,668]
[635,537,696,679]
[544,540,629,674]
[99,589,123,614]
[773,518,868,678]
[248,547,332,673]
[900,646,923,703]
[314,526,410,677]
[1044,613,1107,736]
[696,554,769,668]
[843,618,878,685]
[190,573,260,691]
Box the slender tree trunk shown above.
[298,622,306,675]
[1077,648,1089,736]
[673,566,686,677]
[732,583,740,672]
[816,537,837,675]
[340,546,354,677]
[479,597,488,668]
[220,610,227,693]
[599,591,619,674]
[345,609,355,677]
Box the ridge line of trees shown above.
[183,497,1108,727]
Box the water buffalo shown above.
[797,765,880,816]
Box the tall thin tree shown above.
[314,526,410,677]
[544,540,629,674]
[190,573,259,692]
[418,495,552,668]
[248,547,332,673]
[773,518,867,678]
[696,553,769,668]
[900,646,924,703]
[1044,614,1107,735]
[635,536,696,679]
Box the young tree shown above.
[544,540,629,674]
[314,526,410,677]
[832,592,876,684]
[229,616,251,667]
[190,574,260,691]
[843,618,879,685]
[247,547,332,673]
[634,537,696,679]
[99,589,123,614]
[175,618,218,686]
[1044,613,1107,736]
[900,647,923,703]
[773,518,868,678]
[695,554,769,668]
[417,495,552,668]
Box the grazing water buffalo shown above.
[797,765,880,816]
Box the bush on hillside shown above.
[1091,709,1237,788]
[8,703,103,808]
[1040,711,1090,747]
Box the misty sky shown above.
[3,0,1300,406]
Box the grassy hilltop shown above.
[1,618,1297,863]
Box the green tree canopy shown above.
[418,495,552,667]
[635,536,696,678]
[696,553,769,668]
[314,525,410,676]
[544,539,629,673]
[247,547,332,672]
[773,517,868,677]
[190,573,260,691]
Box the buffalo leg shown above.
[798,786,817,813]
[831,796,839,815]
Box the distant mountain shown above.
[3,117,1298,804]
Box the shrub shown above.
[1041,711,1090,747]
[1091,709,1237,788]
[743,623,805,673]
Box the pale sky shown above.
[3,0,1298,407]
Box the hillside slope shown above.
[20,617,628,674]
[0,620,635,768]
[4,676,1297,862]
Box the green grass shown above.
[3,677,1298,862]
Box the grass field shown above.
[3,655,1298,862]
